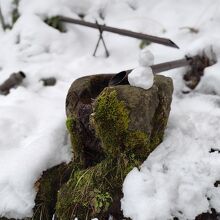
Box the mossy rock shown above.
[56,155,139,220]
[92,75,173,159]
[65,74,173,165]
[66,74,173,162]
[29,162,76,220]
[65,74,114,168]
[60,74,173,219]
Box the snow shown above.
[128,49,154,90]
[139,48,154,67]
[0,0,220,219]
[122,93,220,219]
[128,66,154,90]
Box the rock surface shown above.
[30,163,74,220]
[65,74,114,168]
[92,75,173,159]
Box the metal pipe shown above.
[0,71,26,95]
[108,56,195,86]
[59,16,179,49]
[151,57,192,74]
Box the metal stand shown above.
[93,21,109,57]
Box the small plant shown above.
[0,0,20,30]
[12,0,20,25]
[139,39,151,49]
[44,16,65,32]
[92,189,113,213]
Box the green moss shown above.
[56,155,139,220]
[92,189,113,213]
[66,117,74,133]
[2,0,20,30]
[93,89,130,157]
[125,130,150,159]
[125,131,148,149]
[139,39,151,49]
[44,16,65,32]
[93,88,151,159]
[31,163,75,220]
[66,117,84,165]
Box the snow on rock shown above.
[128,66,154,90]
[128,49,154,90]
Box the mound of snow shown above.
[128,49,154,90]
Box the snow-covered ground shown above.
[0,0,220,219]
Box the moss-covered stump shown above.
[56,155,138,220]
[65,74,114,168]
[92,75,173,159]
[59,74,173,219]
[65,74,173,166]
[30,162,75,220]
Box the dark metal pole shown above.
[59,16,179,49]
[151,57,192,74]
